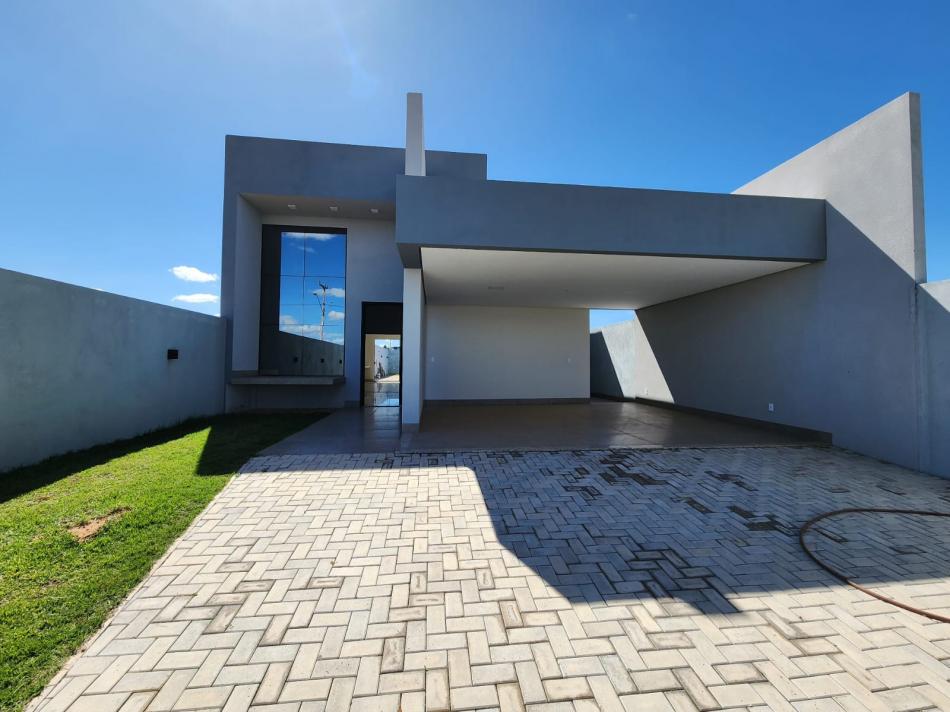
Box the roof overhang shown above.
[395,175,826,267]
[398,175,825,309]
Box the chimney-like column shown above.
[405,92,426,177]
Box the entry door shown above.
[361,302,403,407]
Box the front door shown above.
[360,302,403,408]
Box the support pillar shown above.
[402,268,425,430]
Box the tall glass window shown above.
[259,227,346,377]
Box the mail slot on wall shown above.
[167,349,179,360]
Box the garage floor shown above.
[261,399,818,456]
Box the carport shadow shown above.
[467,445,950,615]
[194,412,327,475]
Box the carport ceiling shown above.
[422,247,808,309]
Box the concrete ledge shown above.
[631,396,833,443]
[230,375,345,386]
[425,398,590,406]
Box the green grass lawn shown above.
[0,413,321,712]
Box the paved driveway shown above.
[32,445,950,711]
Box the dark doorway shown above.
[360,302,403,408]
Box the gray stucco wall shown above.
[0,268,225,472]
[425,305,589,402]
[918,280,950,476]
[632,93,930,472]
[588,319,673,404]
[589,321,638,398]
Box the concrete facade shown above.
[220,136,485,412]
[0,268,225,472]
[216,92,947,476]
[227,213,405,411]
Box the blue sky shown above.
[2,1,948,330]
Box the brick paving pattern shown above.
[29,445,950,711]
[803,510,950,621]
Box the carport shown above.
[394,173,826,432]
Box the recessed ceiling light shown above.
[329,205,339,212]
[287,203,297,210]
[370,207,379,214]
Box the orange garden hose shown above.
[799,508,950,624]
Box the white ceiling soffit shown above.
[421,247,808,309]
[242,193,394,221]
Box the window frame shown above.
[258,224,348,377]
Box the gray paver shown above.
[27,445,950,712]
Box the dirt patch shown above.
[68,507,129,542]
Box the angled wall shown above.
[590,321,638,399]
[633,94,929,471]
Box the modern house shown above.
[220,92,949,477]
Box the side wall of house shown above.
[630,93,929,471]
[0,268,226,472]
[425,306,590,402]
[918,280,950,476]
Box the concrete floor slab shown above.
[261,399,815,456]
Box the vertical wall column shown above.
[228,197,263,374]
[402,93,427,430]
[402,268,426,430]
[405,92,426,177]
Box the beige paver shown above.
[27,446,950,711]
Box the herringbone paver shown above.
[29,445,950,711]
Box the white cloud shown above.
[283,323,319,335]
[281,323,344,345]
[173,293,219,304]
[311,286,345,298]
[284,232,337,242]
[328,310,345,321]
[170,265,218,283]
